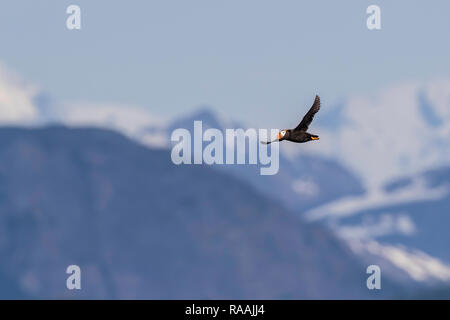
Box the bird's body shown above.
[262,95,321,144]
[279,130,319,143]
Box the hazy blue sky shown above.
[1,1,449,127]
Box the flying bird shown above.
[262,95,321,144]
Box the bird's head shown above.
[277,129,288,140]
[309,134,320,141]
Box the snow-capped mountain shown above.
[290,79,450,286]
[3,61,450,290]
[61,102,168,148]
[307,79,450,191]
[0,63,41,125]
[306,165,450,286]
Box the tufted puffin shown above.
[262,95,321,144]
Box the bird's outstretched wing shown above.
[294,95,321,132]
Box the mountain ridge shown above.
[0,125,374,299]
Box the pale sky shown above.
[0,0,449,128]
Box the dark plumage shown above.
[262,95,321,144]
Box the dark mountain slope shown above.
[0,126,369,299]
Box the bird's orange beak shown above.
[311,136,319,140]
[276,133,281,140]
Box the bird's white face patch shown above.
[277,130,286,140]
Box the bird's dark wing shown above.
[294,95,321,132]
